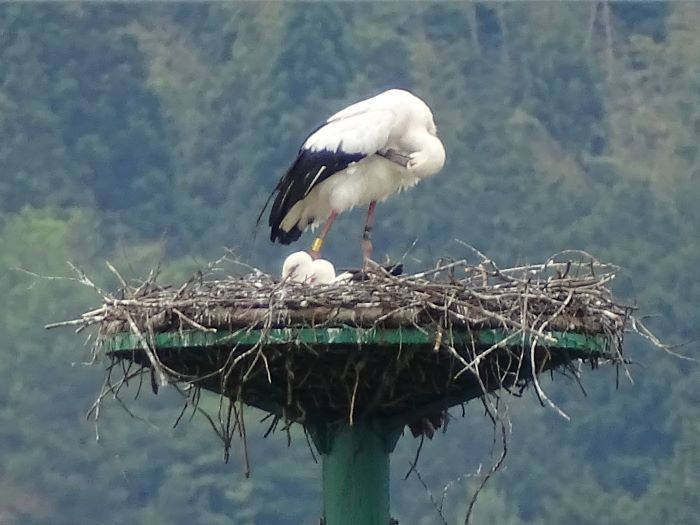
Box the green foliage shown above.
[0,4,174,234]
[0,3,698,524]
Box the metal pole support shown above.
[319,423,398,525]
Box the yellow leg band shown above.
[311,237,323,253]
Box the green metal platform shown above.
[104,326,610,354]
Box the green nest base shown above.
[104,324,616,436]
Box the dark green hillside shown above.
[0,3,697,524]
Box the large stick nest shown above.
[89,252,629,338]
[48,250,653,454]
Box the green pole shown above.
[321,424,391,525]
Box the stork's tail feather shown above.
[256,188,278,228]
[271,224,303,244]
[269,200,307,244]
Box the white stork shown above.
[259,89,445,262]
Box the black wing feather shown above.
[266,148,365,244]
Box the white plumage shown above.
[309,259,337,285]
[281,251,315,283]
[263,88,445,260]
[281,251,345,285]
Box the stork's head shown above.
[427,116,438,137]
[309,259,336,285]
[281,251,314,283]
[412,93,439,137]
[381,88,439,136]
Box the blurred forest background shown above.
[1,2,698,524]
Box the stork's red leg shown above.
[362,201,377,265]
[309,211,338,260]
